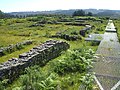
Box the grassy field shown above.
[0,16,107,63]
[0,15,108,89]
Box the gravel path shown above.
[93,20,120,90]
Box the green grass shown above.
[0,16,102,64]
[0,44,35,63]
[0,16,107,89]
[0,35,28,47]
[6,48,95,90]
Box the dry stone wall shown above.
[51,34,82,41]
[0,40,33,57]
[51,25,92,40]
[0,40,70,82]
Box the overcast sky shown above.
[1,0,120,12]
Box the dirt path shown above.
[93,20,120,90]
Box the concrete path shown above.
[93,20,120,90]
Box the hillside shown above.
[8,9,120,17]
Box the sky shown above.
[1,0,120,12]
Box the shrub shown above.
[79,73,94,90]
[4,48,95,90]
[53,48,95,75]
[12,66,59,90]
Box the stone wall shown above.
[0,40,70,82]
[51,25,92,40]
[51,34,82,41]
[79,25,93,37]
[0,40,33,57]
[65,23,90,26]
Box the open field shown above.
[0,15,110,89]
[0,16,107,63]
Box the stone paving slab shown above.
[97,75,119,90]
[93,58,120,77]
[85,34,104,42]
[105,21,116,32]
[105,29,116,32]
[93,20,120,90]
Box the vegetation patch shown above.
[0,13,108,89]
[1,48,95,90]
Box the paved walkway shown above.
[93,20,120,90]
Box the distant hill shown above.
[95,10,120,17]
[8,9,120,17]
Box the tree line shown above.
[72,9,93,16]
[0,10,15,19]
[0,9,93,19]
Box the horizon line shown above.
[4,8,120,13]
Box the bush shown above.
[79,73,94,90]
[71,31,78,35]
[4,48,95,90]
[53,48,95,75]
[12,66,59,90]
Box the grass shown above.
[6,48,95,90]
[0,44,35,63]
[0,16,103,64]
[0,20,86,63]
[0,35,28,47]
[0,16,107,89]
[0,16,105,54]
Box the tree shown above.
[87,12,93,16]
[0,10,4,18]
[72,10,85,16]
[0,10,14,18]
